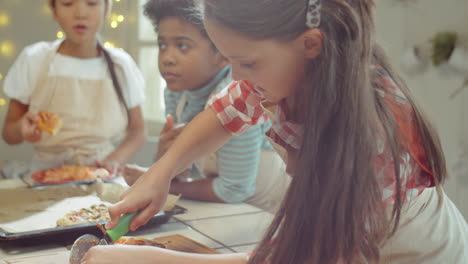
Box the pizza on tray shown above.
[56,204,110,226]
[35,111,62,135]
[114,236,166,248]
[32,165,111,184]
[56,195,180,226]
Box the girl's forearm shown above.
[107,106,146,164]
[150,108,232,181]
[170,178,225,203]
[2,100,28,145]
[2,120,23,144]
[148,248,248,264]
[107,127,146,164]
[82,246,249,264]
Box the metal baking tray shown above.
[0,181,186,241]
[0,206,186,241]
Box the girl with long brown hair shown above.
[2,0,146,178]
[82,0,468,263]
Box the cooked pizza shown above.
[56,204,110,226]
[32,165,110,184]
[114,236,166,248]
[35,111,62,135]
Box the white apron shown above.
[175,88,290,213]
[260,102,468,263]
[380,187,468,263]
[25,42,127,176]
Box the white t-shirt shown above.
[3,39,145,109]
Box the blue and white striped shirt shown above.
[164,67,272,202]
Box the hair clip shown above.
[306,0,322,28]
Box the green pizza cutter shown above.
[69,212,137,264]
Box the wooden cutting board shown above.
[1,234,219,263]
[154,234,219,254]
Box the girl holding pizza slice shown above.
[1,0,146,180]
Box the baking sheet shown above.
[0,181,185,240]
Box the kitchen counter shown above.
[0,191,273,261]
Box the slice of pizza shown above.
[113,236,166,248]
[56,204,110,226]
[35,166,110,184]
[36,111,62,135]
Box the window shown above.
[137,0,166,128]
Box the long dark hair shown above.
[200,0,446,263]
[49,0,126,108]
[100,43,127,108]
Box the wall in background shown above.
[375,0,468,217]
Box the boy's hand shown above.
[96,159,123,177]
[20,112,42,143]
[155,115,185,161]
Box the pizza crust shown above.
[114,236,166,248]
[36,111,62,135]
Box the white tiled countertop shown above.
[174,198,272,251]
[184,211,273,247]
[0,197,273,260]
[175,198,263,221]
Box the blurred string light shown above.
[0,41,15,57]
[109,13,125,28]
[0,73,3,81]
[56,31,64,39]
[104,41,116,48]
[106,0,125,48]
[110,20,118,28]
[0,12,10,26]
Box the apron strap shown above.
[30,40,63,112]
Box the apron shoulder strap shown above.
[30,41,62,111]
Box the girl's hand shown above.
[20,112,42,143]
[105,164,172,231]
[97,159,123,177]
[155,115,185,161]
[80,245,158,264]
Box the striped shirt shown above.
[164,66,272,202]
